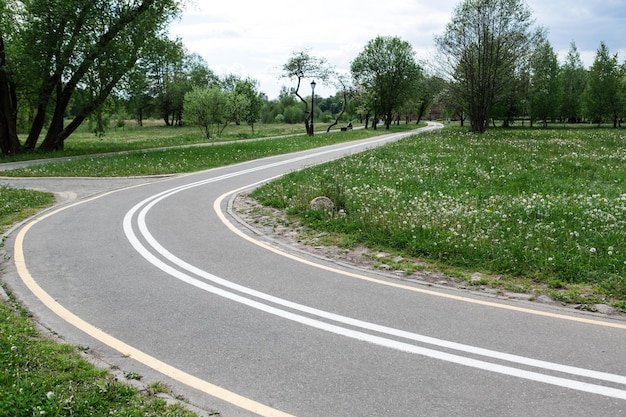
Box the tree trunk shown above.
[326,90,349,133]
[0,41,20,154]
[385,112,392,129]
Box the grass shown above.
[0,289,202,417]
[0,186,56,234]
[0,120,351,164]
[250,126,626,311]
[1,123,419,177]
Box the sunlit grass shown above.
[0,186,55,233]
[1,124,420,177]
[0,121,348,163]
[251,126,626,309]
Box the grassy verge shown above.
[0,121,349,164]
[1,124,418,177]
[0,288,203,416]
[0,187,56,234]
[250,126,626,311]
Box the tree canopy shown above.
[281,50,330,135]
[584,42,623,127]
[351,36,423,129]
[435,0,542,133]
[0,0,183,154]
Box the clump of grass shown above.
[0,186,55,233]
[251,127,626,309]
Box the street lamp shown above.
[310,80,316,136]
[373,97,377,130]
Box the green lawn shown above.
[251,126,626,311]
[0,121,348,163]
[1,123,418,177]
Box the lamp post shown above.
[310,80,316,136]
[373,97,377,130]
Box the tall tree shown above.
[583,42,622,127]
[0,0,182,154]
[281,50,330,135]
[326,72,354,132]
[435,0,542,133]
[413,75,446,125]
[0,0,21,155]
[144,38,187,126]
[351,36,423,130]
[529,40,560,127]
[559,42,587,123]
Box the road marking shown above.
[215,186,626,331]
[10,131,431,417]
[13,195,296,417]
[124,185,626,400]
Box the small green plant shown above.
[147,381,170,396]
[125,371,143,381]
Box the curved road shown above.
[4,124,626,416]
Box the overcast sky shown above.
[168,0,626,100]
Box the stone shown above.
[536,294,555,304]
[594,304,617,315]
[470,273,484,283]
[309,196,334,211]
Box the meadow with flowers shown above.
[251,127,626,310]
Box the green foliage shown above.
[351,36,423,129]
[233,78,264,133]
[0,0,184,153]
[183,86,231,139]
[559,42,587,123]
[529,41,560,126]
[583,42,623,126]
[251,127,626,307]
[435,0,542,133]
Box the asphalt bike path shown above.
[3,123,626,416]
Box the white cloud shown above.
[169,0,626,99]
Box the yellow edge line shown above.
[13,191,296,417]
[217,187,626,331]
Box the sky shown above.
[168,0,626,100]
